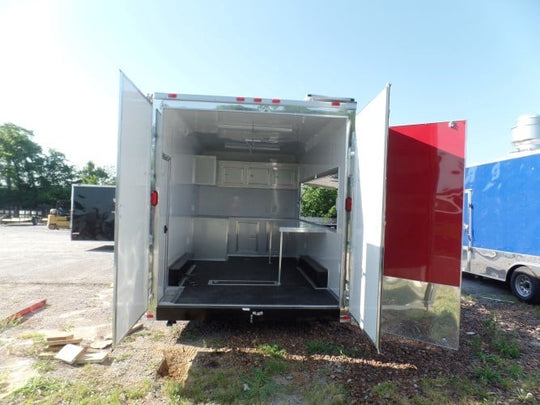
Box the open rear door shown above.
[113,72,153,345]
[349,85,390,351]
[382,121,465,349]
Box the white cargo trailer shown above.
[114,73,466,350]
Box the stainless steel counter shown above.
[269,221,330,285]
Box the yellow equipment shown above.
[47,208,70,230]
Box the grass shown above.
[305,340,364,357]
[256,342,286,358]
[164,347,294,405]
[303,381,347,405]
[416,312,531,404]
[32,359,56,373]
[166,368,242,404]
[372,381,398,400]
[0,317,21,332]
[10,375,153,404]
[482,316,521,359]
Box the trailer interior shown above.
[154,103,351,322]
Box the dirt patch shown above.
[2,297,539,403]
[1,226,539,403]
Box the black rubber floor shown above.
[174,257,338,307]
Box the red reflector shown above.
[271,99,281,104]
[236,96,246,102]
[253,98,262,103]
[345,197,352,212]
[331,101,341,107]
[168,93,177,99]
[151,191,158,206]
[340,314,351,323]
[146,313,154,319]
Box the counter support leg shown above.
[278,231,284,285]
[268,228,272,264]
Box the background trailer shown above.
[463,115,540,304]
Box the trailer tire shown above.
[510,267,540,304]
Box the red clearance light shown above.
[146,313,154,319]
[151,190,159,206]
[236,97,246,102]
[168,93,178,99]
[271,99,281,104]
[345,197,352,212]
[253,97,262,103]
[331,101,341,107]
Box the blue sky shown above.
[1,0,539,168]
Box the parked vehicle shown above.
[114,73,466,350]
[46,201,70,230]
[462,115,540,304]
[71,184,115,241]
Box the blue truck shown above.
[462,115,540,304]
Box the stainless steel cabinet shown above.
[218,162,245,187]
[192,217,228,260]
[246,166,271,187]
[218,161,297,189]
[270,165,297,189]
[193,155,217,185]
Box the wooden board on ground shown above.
[76,351,109,364]
[38,351,57,359]
[90,339,113,350]
[128,323,144,335]
[55,344,86,365]
[46,333,74,342]
[47,338,83,347]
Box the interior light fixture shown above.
[224,142,280,152]
[218,123,293,133]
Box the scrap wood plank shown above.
[47,338,83,347]
[3,299,47,323]
[38,351,57,359]
[46,333,74,342]
[76,351,109,364]
[127,323,144,335]
[55,344,86,365]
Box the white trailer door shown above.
[349,85,390,351]
[113,72,153,345]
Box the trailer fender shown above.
[507,263,540,282]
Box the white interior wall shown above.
[162,109,198,267]
[298,119,348,296]
[197,186,297,218]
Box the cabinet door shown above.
[193,156,216,185]
[219,162,245,186]
[193,218,228,260]
[246,165,270,187]
[271,166,297,188]
[235,220,260,254]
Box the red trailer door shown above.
[382,121,466,349]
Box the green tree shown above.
[38,149,76,205]
[78,161,115,185]
[0,123,43,209]
[300,185,338,218]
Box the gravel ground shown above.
[0,225,538,404]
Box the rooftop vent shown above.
[511,114,540,152]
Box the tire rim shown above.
[515,274,532,298]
